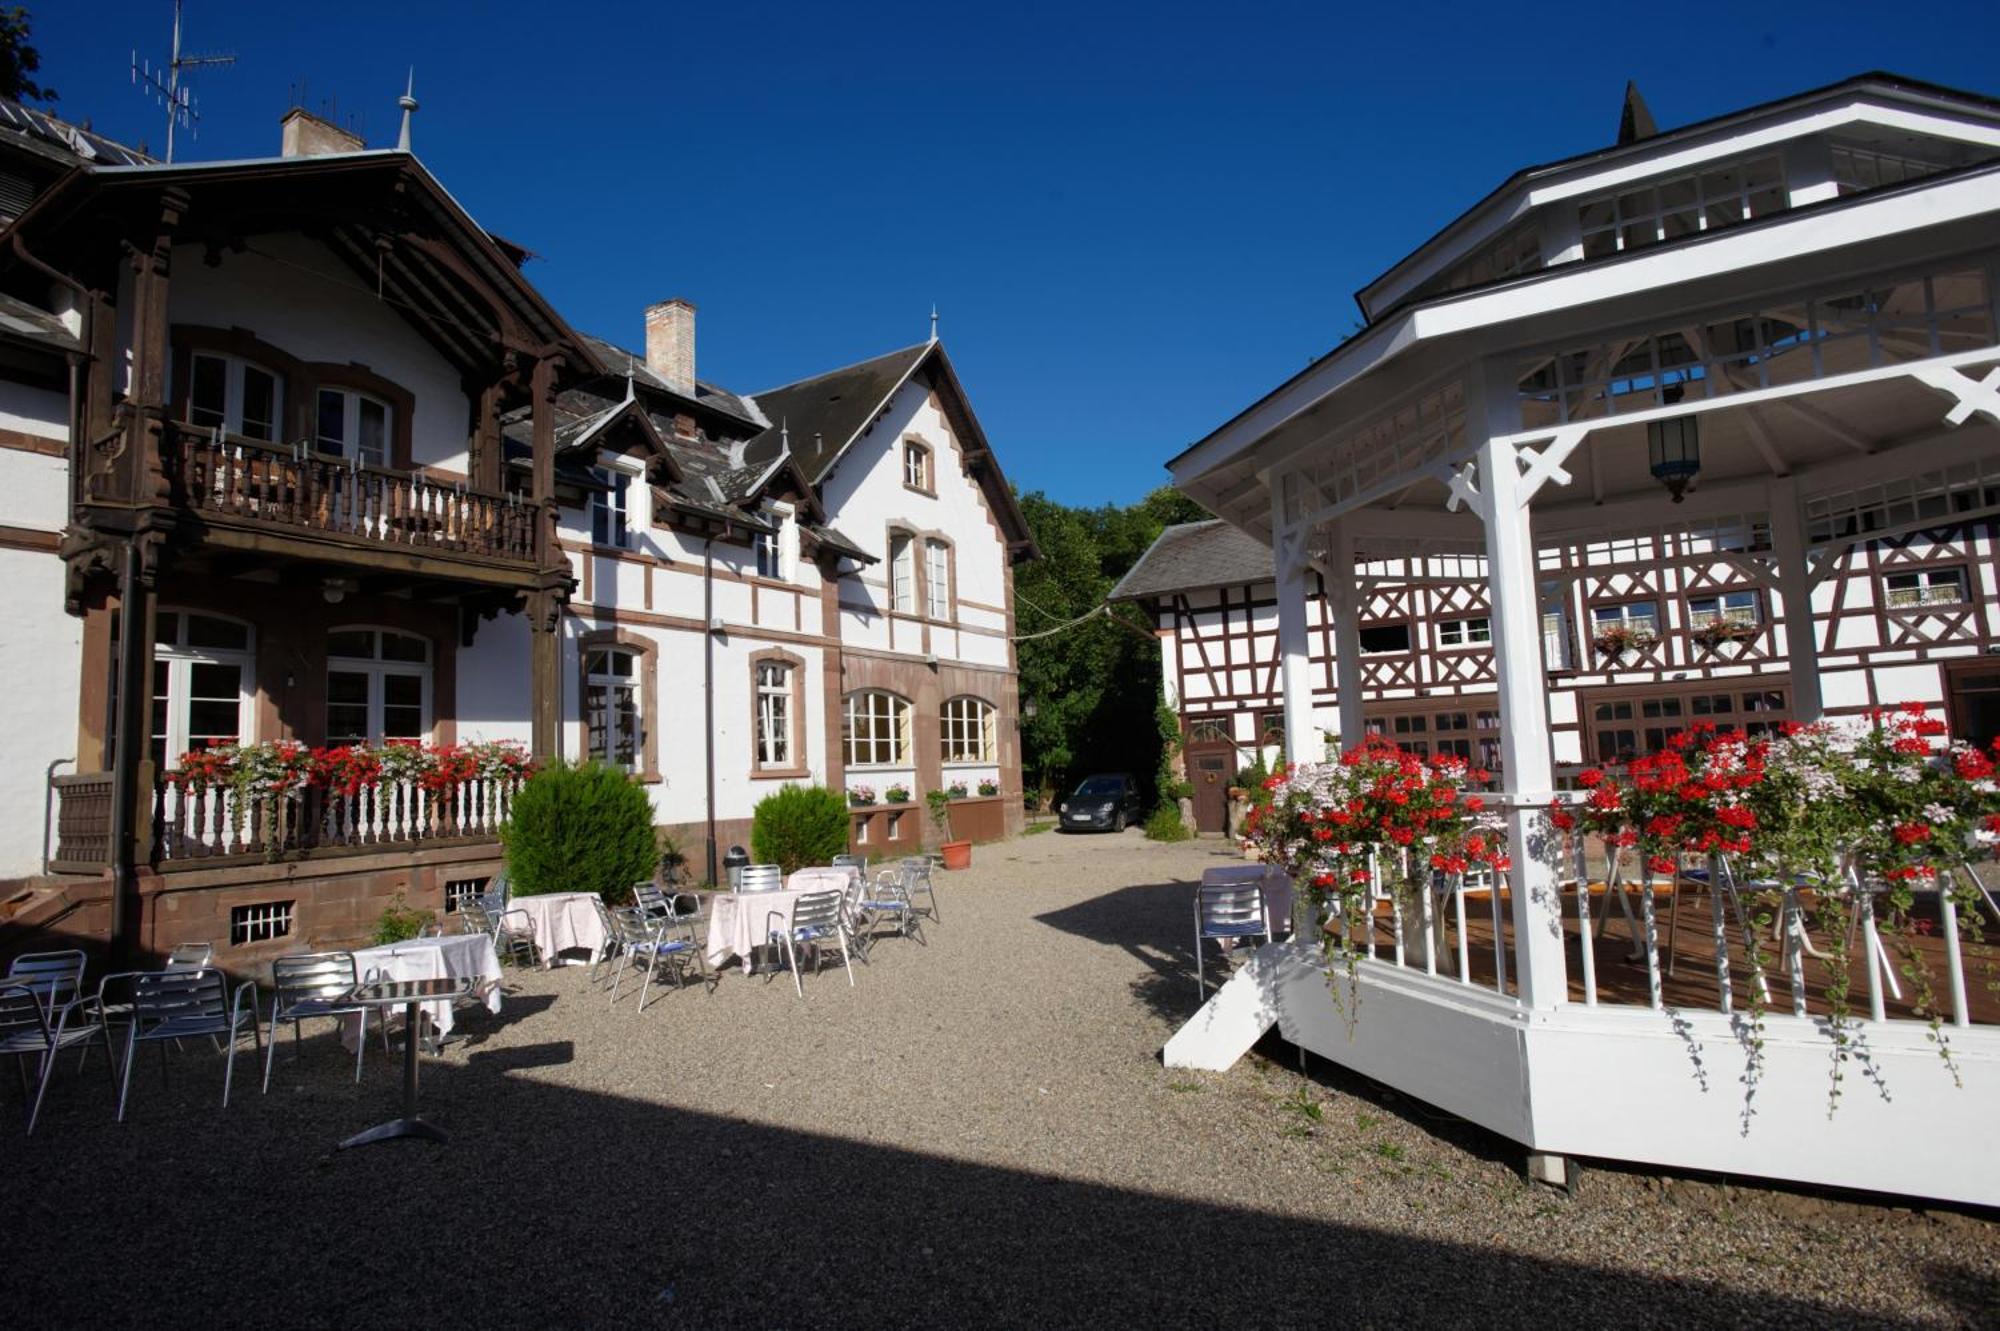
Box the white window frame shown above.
[315,387,392,466]
[151,608,256,769]
[584,647,642,771]
[1884,566,1967,610]
[590,465,633,549]
[186,351,282,441]
[756,661,793,768]
[888,533,916,614]
[1687,590,1760,629]
[1592,601,1660,635]
[924,539,952,620]
[940,697,996,765]
[904,441,931,491]
[844,690,910,768]
[326,627,432,746]
[1541,607,1569,670]
[1435,616,1491,649]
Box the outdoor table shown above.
[337,976,474,1149]
[506,891,608,968]
[344,934,501,1052]
[705,885,816,971]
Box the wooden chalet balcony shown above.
[163,424,541,578]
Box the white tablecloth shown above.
[1201,863,1295,936]
[507,892,608,966]
[342,934,502,1050]
[788,866,860,894]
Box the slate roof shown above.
[577,333,766,428]
[1108,520,1274,601]
[0,99,151,169]
[741,342,932,481]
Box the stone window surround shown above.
[169,324,418,471]
[749,647,810,780]
[884,521,957,625]
[576,626,661,783]
[902,435,935,497]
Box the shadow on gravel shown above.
[1033,877,1211,1026]
[0,1019,1958,1330]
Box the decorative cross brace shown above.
[1512,426,1590,507]
[1916,364,2000,428]
[1444,460,1491,522]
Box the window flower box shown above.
[847,785,877,808]
[977,780,1000,797]
[1592,626,1656,661]
[885,785,911,805]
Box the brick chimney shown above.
[280,107,364,158]
[644,298,696,392]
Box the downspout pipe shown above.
[703,532,719,886]
[107,540,144,956]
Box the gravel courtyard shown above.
[7,829,1997,1328]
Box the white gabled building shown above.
[1161,74,2000,1206]
[0,103,1032,962]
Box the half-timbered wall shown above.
[1154,523,1999,777]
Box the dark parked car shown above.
[1059,773,1144,833]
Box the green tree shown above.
[0,8,55,106]
[1015,484,1211,806]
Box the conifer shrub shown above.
[751,784,851,874]
[501,761,657,905]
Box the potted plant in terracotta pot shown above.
[927,788,972,870]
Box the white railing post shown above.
[1940,877,1970,1029]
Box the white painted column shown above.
[1473,375,1569,1010]
[1327,517,1366,753]
[1275,527,1320,765]
[1767,476,1824,722]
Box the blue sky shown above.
[33,1,2000,506]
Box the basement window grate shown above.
[230,900,294,947]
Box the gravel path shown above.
[5,830,1996,1328]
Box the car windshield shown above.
[1074,777,1125,797]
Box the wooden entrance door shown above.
[1188,746,1232,834]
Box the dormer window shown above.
[903,440,932,494]
[187,352,281,441]
[591,467,632,548]
[1578,155,1785,260]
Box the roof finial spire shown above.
[781,417,790,452]
[396,69,419,153]
[1617,80,1657,146]
[929,303,938,343]
[622,350,636,404]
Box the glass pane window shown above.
[590,467,631,548]
[146,608,255,769]
[1884,567,1967,609]
[940,697,995,764]
[904,442,930,490]
[1593,602,1659,633]
[326,627,431,746]
[316,388,391,465]
[756,662,792,767]
[1436,617,1490,648]
[889,534,915,614]
[754,531,780,579]
[925,540,951,620]
[1688,590,1760,628]
[844,691,910,767]
[585,649,642,770]
[186,352,283,440]
[1359,623,1411,654]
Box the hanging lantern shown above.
[1648,413,1700,503]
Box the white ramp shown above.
[1162,939,1291,1070]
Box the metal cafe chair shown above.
[769,889,857,997]
[604,907,706,1015]
[263,951,376,1092]
[1195,879,1273,998]
[0,979,115,1134]
[164,942,215,971]
[831,853,869,875]
[101,966,260,1120]
[460,899,540,968]
[899,856,941,923]
[587,896,626,989]
[736,864,785,894]
[5,950,88,1016]
[857,868,923,951]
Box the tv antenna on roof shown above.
[130,0,236,163]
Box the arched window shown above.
[844,690,911,767]
[940,696,996,764]
[751,649,806,774]
[326,627,431,745]
[149,609,255,769]
[584,647,643,770]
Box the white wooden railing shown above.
[153,774,518,862]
